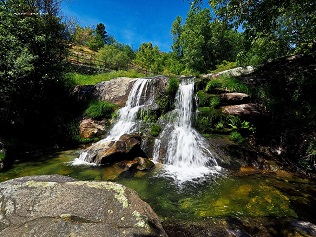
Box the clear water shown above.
[1,150,315,223]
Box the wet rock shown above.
[79,118,106,139]
[83,133,147,165]
[118,157,155,171]
[221,103,260,116]
[0,175,167,237]
[290,220,316,237]
[220,93,250,105]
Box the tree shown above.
[0,0,71,145]
[171,16,183,58]
[96,22,108,44]
[98,44,131,70]
[180,7,213,72]
[210,0,316,55]
[134,43,163,74]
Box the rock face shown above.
[222,103,259,116]
[220,92,250,105]
[0,175,167,237]
[94,77,137,106]
[72,76,169,108]
[84,133,148,165]
[79,118,106,139]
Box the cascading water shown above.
[154,78,220,182]
[105,78,154,141]
[73,78,154,165]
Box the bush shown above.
[229,131,244,143]
[205,75,250,94]
[212,60,237,73]
[150,124,162,137]
[84,101,115,119]
[210,96,220,108]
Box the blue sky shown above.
[61,0,208,52]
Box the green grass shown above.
[84,101,115,119]
[205,74,250,94]
[66,69,145,85]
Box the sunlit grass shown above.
[66,69,145,86]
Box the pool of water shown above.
[1,150,315,223]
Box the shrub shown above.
[84,101,115,119]
[150,124,162,137]
[229,131,244,143]
[212,60,237,73]
[210,96,220,108]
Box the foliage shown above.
[171,16,183,58]
[229,131,244,143]
[150,124,162,137]
[205,75,250,94]
[212,61,237,73]
[0,152,5,161]
[138,109,159,123]
[0,0,79,146]
[84,101,115,119]
[166,77,179,96]
[134,42,164,75]
[171,4,244,73]
[210,96,220,108]
[66,70,145,85]
[210,0,316,57]
[97,44,131,70]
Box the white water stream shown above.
[73,78,154,165]
[74,77,220,182]
[154,78,220,182]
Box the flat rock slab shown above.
[0,175,167,237]
[221,103,259,116]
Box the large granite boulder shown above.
[94,77,137,106]
[0,175,167,237]
[79,118,106,139]
[72,76,169,108]
[83,133,148,165]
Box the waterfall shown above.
[105,78,154,141]
[154,78,220,182]
[73,78,154,165]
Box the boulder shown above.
[83,133,147,165]
[221,103,260,116]
[72,76,169,108]
[117,157,155,171]
[94,77,137,106]
[79,118,106,139]
[0,175,167,237]
[220,92,250,105]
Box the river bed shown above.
[0,149,315,227]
